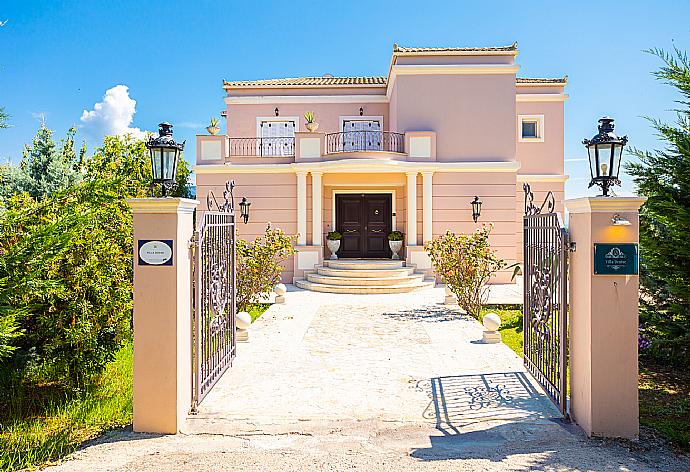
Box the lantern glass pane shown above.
[612,144,623,178]
[150,148,163,181]
[587,145,597,177]
[596,144,612,177]
[162,149,177,180]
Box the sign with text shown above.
[138,240,173,266]
[593,243,638,275]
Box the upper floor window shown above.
[340,116,384,151]
[256,116,298,156]
[518,115,545,143]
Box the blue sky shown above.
[1,0,689,198]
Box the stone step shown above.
[294,278,435,294]
[322,260,406,271]
[307,272,425,286]
[316,266,416,278]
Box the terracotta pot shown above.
[389,240,403,260]
[305,122,319,133]
[326,239,340,260]
[207,126,220,135]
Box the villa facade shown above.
[194,43,567,290]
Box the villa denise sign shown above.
[138,240,173,266]
[593,243,638,275]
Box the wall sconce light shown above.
[239,197,251,224]
[471,196,482,223]
[359,107,364,116]
[611,214,630,226]
[274,107,279,117]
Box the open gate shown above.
[191,181,237,411]
[522,183,570,417]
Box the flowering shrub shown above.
[424,225,506,319]
[236,224,296,311]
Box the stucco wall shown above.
[196,173,298,282]
[225,102,390,137]
[516,100,565,175]
[392,74,516,162]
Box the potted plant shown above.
[326,231,342,260]
[207,117,220,135]
[304,111,319,132]
[388,231,404,260]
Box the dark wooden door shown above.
[335,194,392,258]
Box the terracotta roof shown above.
[223,76,387,88]
[393,42,518,53]
[516,76,568,85]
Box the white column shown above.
[406,172,418,246]
[296,171,307,245]
[311,171,323,246]
[422,171,434,244]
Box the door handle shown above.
[371,229,383,233]
[345,229,357,233]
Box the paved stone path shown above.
[49,286,690,471]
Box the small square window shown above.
[518,115,544,142]
[522,120,538,138]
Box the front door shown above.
[335,194,392,258]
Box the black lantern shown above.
[239,197,251,224]
[471,196,482,223]
[583,117,628,197]
[146,122,185,197]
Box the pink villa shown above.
[194,43,568,293]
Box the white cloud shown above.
[80,85,147,140]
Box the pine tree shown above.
[626,47,690,365]
[0,122,80,200]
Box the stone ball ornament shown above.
[274,283,287,296]
[483,312,501,332]
[235,311,252,330]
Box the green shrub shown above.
[424,225,506,319]
[388,231,404,241]
[0,180,133,387]
[236,225,296,311]
[326,231,342,240]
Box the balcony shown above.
[227,137,295,157]
[326,131,405,154]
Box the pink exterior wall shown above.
[516,100,565,175]
[225,102,389,138]
[196,173,297,282]
[391,74,516,161]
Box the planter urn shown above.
[327,239,340,260]
[305,122,319,133]
[389,240,403,260]
[206,126,220,135]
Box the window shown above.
[339,116,384,151]
[518,115,545,142]
[256,116,298,156]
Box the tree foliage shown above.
[0,123,81,200]
[425,225,507,319]
[0,107,8,129]
[626,47,690,365]
[236,225,296,312]
[0,127,192,386]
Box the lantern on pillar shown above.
[583,117,628,197]
[145,122,185,197]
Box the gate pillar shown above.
[127,198,199,434]
[565,196,645,439]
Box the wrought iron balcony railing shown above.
[227,137,295,157]
[326,131,405,154]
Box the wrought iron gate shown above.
[191,181,237,411]
[523,183,570,417]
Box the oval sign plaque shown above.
[138,240,173,266]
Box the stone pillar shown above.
[296,171,307,245]
[311,171,323,246]
[127,198,199,434]
[406,172,418,246]
[422,171,434,244]
[566,196,646,439]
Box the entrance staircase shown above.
[295,260,435,294]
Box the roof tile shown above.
[223,76,387,88]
